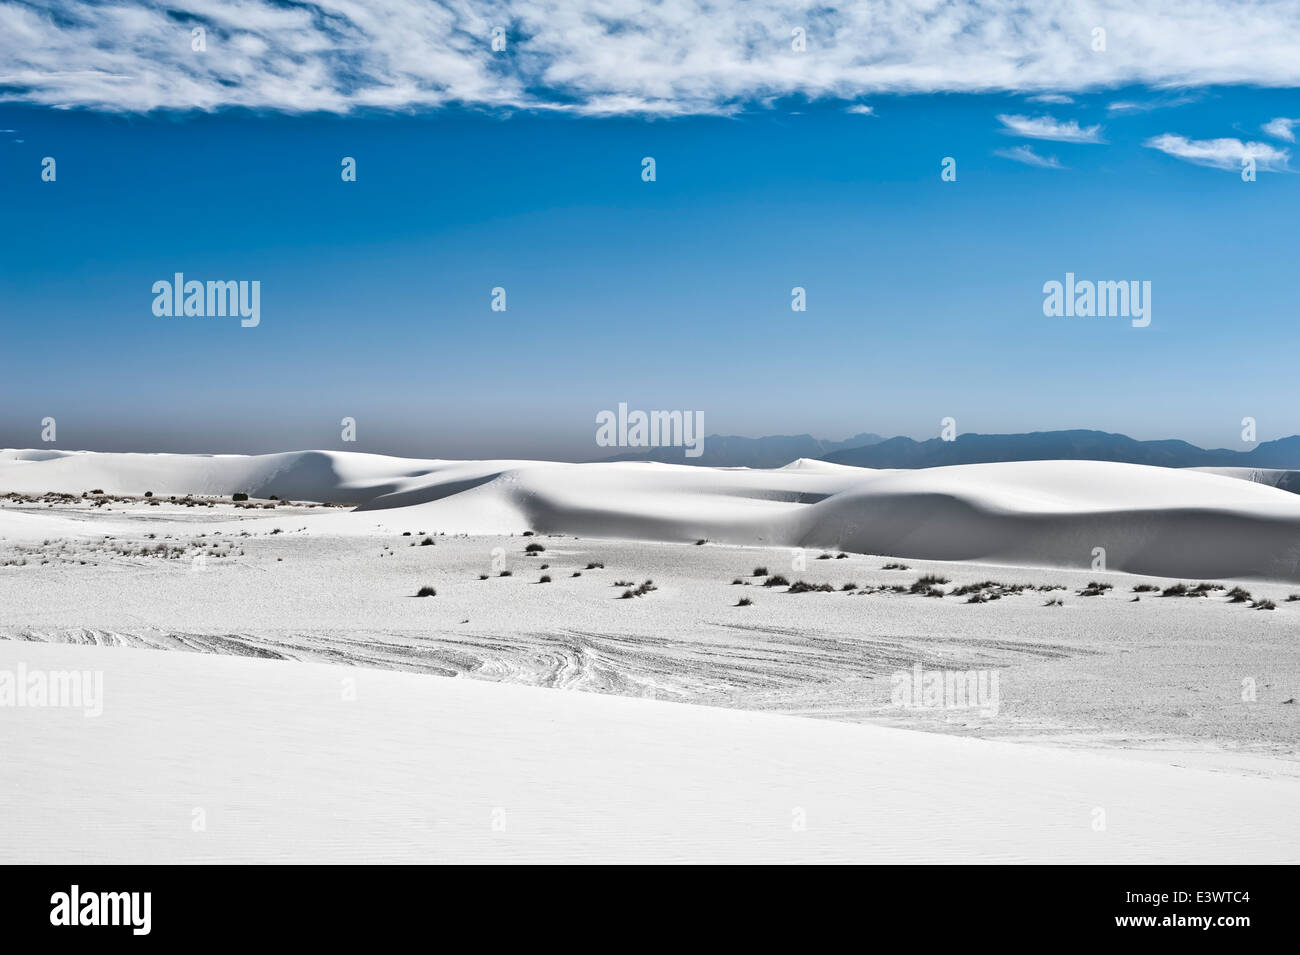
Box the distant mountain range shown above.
[823,430,1300,470]
[597,429,1300,470]
[595,432,885,469]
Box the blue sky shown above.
[2,5,1299,458]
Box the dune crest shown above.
[5,450,1300,580]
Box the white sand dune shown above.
[1193,466,1300,493]
[6,449,1300,579]
[2,641,1295,864]
[0,448,519,505]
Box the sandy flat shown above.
[2,640,1297,864]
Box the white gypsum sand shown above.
[5,448,1300,578]
[2,448,1299,862]
[1,640,1297,865]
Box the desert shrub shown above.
[1252,598,1276,610]
[619,580,657,598]
[695,539,707,545]
[841,582,857,591]
[232,492,248,502]
[420,537,435,546]
[836,553,849,559]
[416,586,437,597]
[882,562,909,570]
[1227,587,1252,603]
[732,578,745,585]
[752,566,768,577]
[539,563,549,569]
[499,570,512,577]
[586,562,604,570]
[539,575,551,583]
[1044,597,1064,606]
[1132,584,1159,593]
[572,572,581,577]
[1078,581,1112,597]
[144,491,153,498]
[952,581,1025,597]
[525,542,545,553]
[1287,594,1300,602]
[817,553,832,560]
[788,580,834,593]
[909,574,949,593]
[1162,583,1189,597]
[737,597,753,606]
[763,574,790,588]
[614,579,634,587]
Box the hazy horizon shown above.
[1,422,1291,462]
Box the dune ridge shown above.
[5,449,1300,580]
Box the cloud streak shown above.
[997,114,1105,143]
[3,1,1300,115]
[1144,134,1291,171]
[1263,117,1299,141]
[995,145,1065,169]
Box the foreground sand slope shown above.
[1,641,1296,864]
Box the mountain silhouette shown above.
[595,432,885,468]
[824,430,1300,469]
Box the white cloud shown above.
[1263,117,1299,141]
[997,114,1105,143]
[845,104,875,115]
[2,1,1300,115]
[994,145,1065,169]
[1106,93,1198,113]
[1027,94,1073,105]
[1144,134,1290,171]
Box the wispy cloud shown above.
[997,114,1105,143]
[1263,117,1299,141]
[845,104,875,115]
[1106,93,1199,114]
[1026,94,1073,105]
[2,2,1300,115]
[1144,134,1290,171]
[994,145,1065,169]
